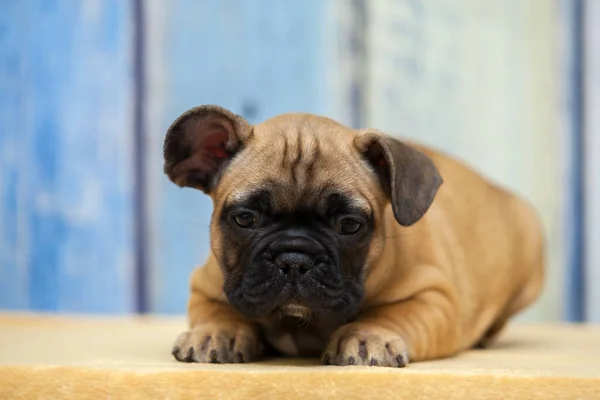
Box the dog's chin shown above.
[278,303,313,320]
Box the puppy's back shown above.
[415,144,545,348]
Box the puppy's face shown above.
[164,106,442,325]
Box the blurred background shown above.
[0,0,598,322]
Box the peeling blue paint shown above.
[0,0,135,313]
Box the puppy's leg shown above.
[476,269,544,349]
[172,265,262,364]
[172,294,262,363]
[322,291,459,367]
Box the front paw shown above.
[322,323,409,367]
[171,323,261,363]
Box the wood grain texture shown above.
[0,0,135,313]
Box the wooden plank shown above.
[584,0,600,322]
[145,0,334,313]
[364,0,563,321]
[558,0,585,321]
[0,0,135,313]
[0,0,27,309]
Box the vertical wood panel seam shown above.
[133,0,148,314]
[565,0,585,321]
[583,0,600,321]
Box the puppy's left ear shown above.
[163,105,253,194]
[355,130,443,226]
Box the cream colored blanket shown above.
[0,314,598,399]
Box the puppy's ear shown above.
[163,105,253,193]
[355,130,443,226]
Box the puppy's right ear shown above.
[163,105,253,194]
[355,129,442,227]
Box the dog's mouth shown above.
[278,303,313,320]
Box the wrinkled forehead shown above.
[213,115,383,214]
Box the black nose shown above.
[275,252,314,277]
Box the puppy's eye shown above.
[233,212,257,229]
[338,217,362,235]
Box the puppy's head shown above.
[164,105,442,324]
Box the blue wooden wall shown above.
[0,0,594,320]
[0,0,135,313]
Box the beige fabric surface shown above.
[0,313,599,399]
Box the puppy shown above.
[164,105,544,367]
